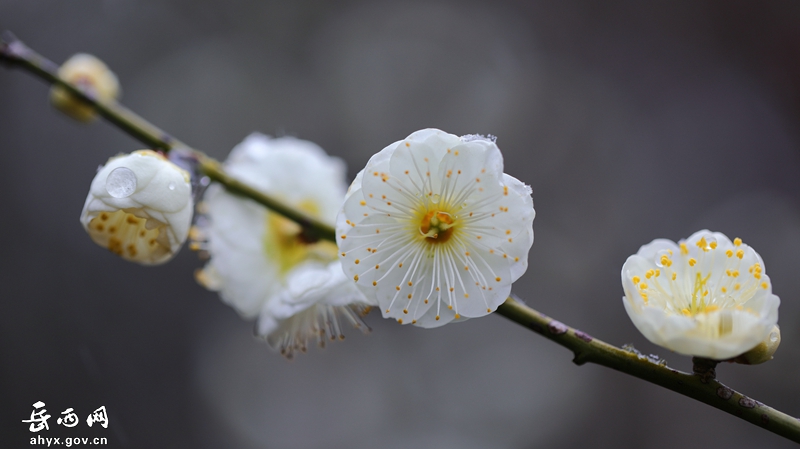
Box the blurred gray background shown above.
[2,1,800,448]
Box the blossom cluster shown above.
[72,77,779,363]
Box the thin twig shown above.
[3,30,798,444]
[0,32,335,243]
[496,297,800,443]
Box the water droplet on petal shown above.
[430,194,441,204]
[705,236,717,249]
[769,331,779,343]
[106,167,137,198]
[168,182,176,191]
[654,249,671,267]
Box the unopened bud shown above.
[80,150,193,265]
[732,325,781,365]
[50,53,120,123]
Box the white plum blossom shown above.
[194,133,373,357]
[50,53,120,123]
[80,150,193,265]
[621,230,780,360]
[336,129,535,327]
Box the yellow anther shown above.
[734,283,741,290]
[645,270,654,279]
[397,319,403,324]
[754,273,761,280]
[734,237,742,246]
[639,283,648,290]
[696,237,707,249]
[372,281,377,286]
[353,275,359,282]
[360,200,366,206]
[396,286,401,291]
[732,270,739,278]
[354,259,360,264]
[709,241,718,249]
[736,249,744,259]
[702,290,709,297]
[681,308,691,316]
[672,272,677,281]
[655,269,660,277]
[761,282,768,289]
[725,249,733,258]
[632,276,640,284]
[454,313,461,319]
[721,287,727,293]
[680,242,689,255]
[495,277,501,282]
[688,258,697,267]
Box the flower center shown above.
[419,210,456,243]
[88,209,168,261]
[263,199,337,274]
[632,236,768,319]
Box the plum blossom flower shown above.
[80,150,193,265]
[336,129,535,328]
[621,230,780,360]
[194,133,373,357]
[50,53,120,123]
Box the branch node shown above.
[572,352,589,366]
[692,357,718,383]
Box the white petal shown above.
[337,129,535,327]
[80,150,192,265]
[622,230,780,360]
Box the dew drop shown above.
[105,167,137,198]
[705,236,717,249]
[430,194,441,204]
[769,331,779,343]
[168,182,176,191]
[654,249,671,267]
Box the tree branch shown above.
[3,30,798,444]
[0,31,335,243]
[496,297,800,443]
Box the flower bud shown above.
[80,150,193,265]
[50,53,120,123]
[732,325,781,365]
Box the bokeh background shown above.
[2,1,800,448]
